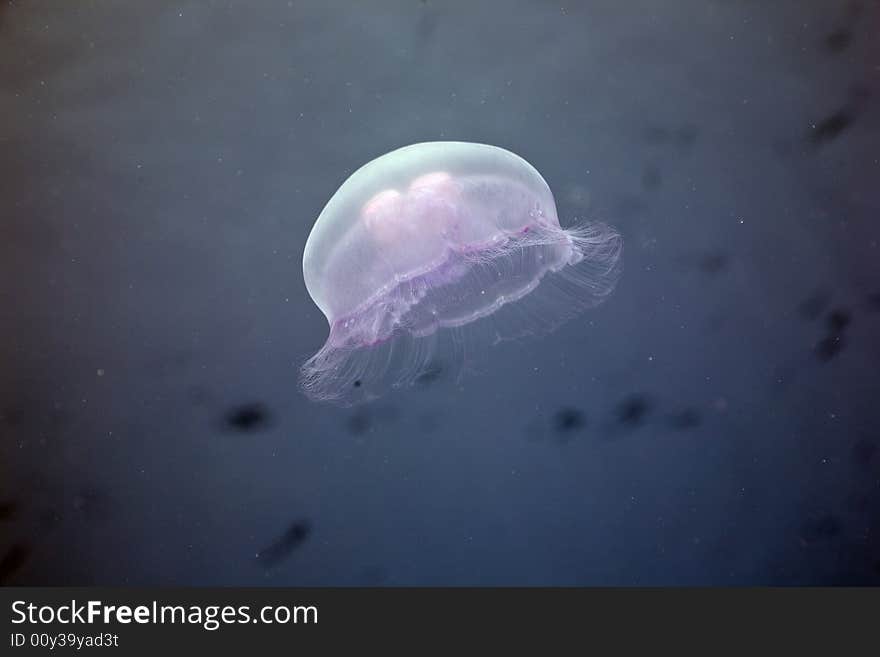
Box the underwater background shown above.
[2,0,879,585]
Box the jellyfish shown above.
[301,141,622,402]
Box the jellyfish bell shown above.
[301,141,622,403]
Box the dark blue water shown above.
[2,0,878,585]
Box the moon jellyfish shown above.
[301,141,622,402]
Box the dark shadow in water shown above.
[525,408,588,444]
[815,334,846,361]
[808,108,855,146]
[615,395,653,428]
[826,308,851,333]
[822,0,865,54]
[256,520,312,567]
[824,28,852,53]
[553,408,587,436]
[814,308,852,362]
[416,1,439,42]
[223,403,273,433]
[415,360,444,386]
